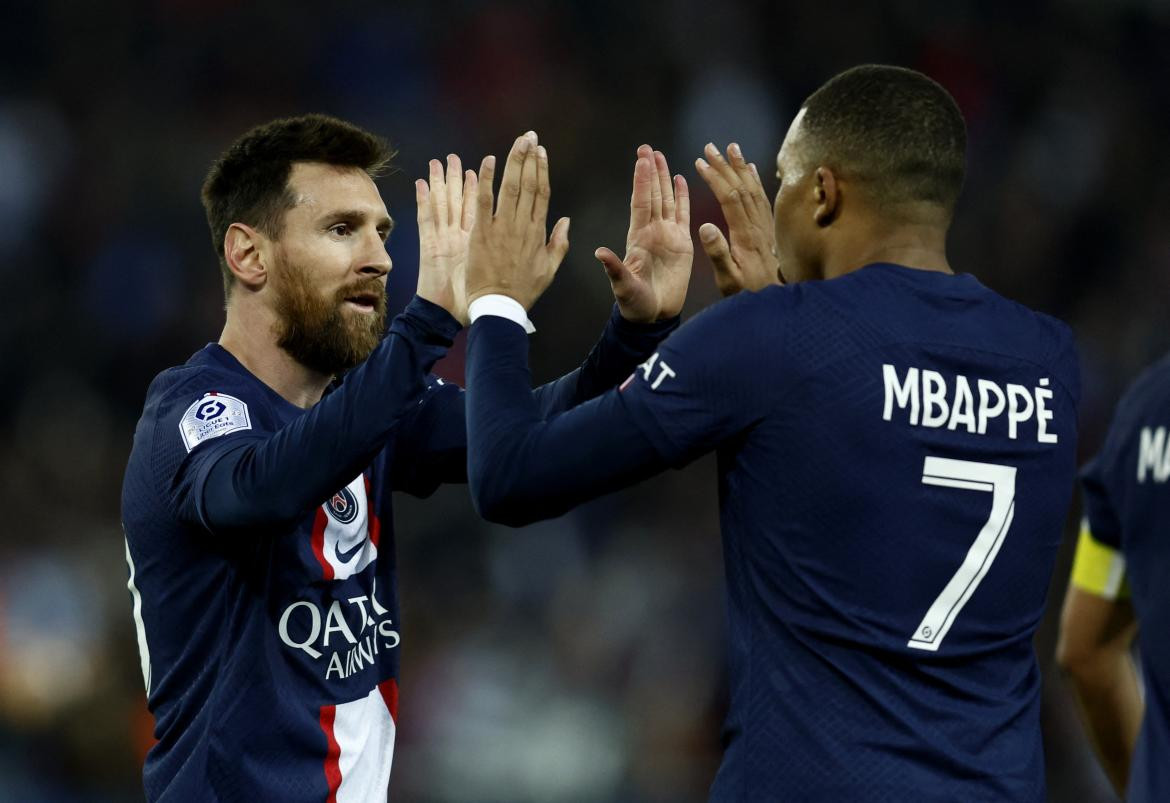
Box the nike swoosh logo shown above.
[334,537,366,563]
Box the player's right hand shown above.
[695,142,782,296]
[416,153,477,324]
[466,131,571,312]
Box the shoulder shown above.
[970,287,1081,403]
[1115,352,1170,421]
[140,353,268,456]
[1097,352,1170,458]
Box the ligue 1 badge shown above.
[179,392,252,452]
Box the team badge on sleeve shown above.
[179,393,252,452]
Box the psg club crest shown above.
[326,486,360,525]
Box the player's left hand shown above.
[596,145,693,323]
[416,154,477,324]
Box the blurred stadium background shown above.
[1,0,1167,800]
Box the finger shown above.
[428,159,448,230]
[746,162,771,220]
[532,145,550,224]
[518,137,540,223]
[674,174,690,228]
[704,141,743,193]
[475,155,496,227]
[446,154,463,228]
[654,150,674,221]
[498,131,536,219]
[725,143,772,221]
[546,216,571,268]
[699,223,743,296]
[630,156,654,229]
[646,145,663,220]
[415,178,432,231]
[696,155,750,232]
[461,169,478,232]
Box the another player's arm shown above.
[1056,524,1141,798]
[695,142,782,296]
[463,138,772,521]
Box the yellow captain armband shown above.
[1070,520,1130,600]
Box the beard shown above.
[271,258,387,377]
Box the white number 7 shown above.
[907,456,1017,652]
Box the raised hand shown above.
[595,145,693,323]
[466,131,571,311]
[695,142,781,296]
[416,153,477,323]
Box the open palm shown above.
[596,146,693,323]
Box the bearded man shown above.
[120,117,689,802]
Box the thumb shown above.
[594,246,629,283]
[547,216,571,267]
[699,222,742,296]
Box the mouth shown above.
[343,292,381,314]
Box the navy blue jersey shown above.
[123,297,676,802]
[1080,353,1170,803]
[466,263,1080,801]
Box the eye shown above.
[329,223,352,237]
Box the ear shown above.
[223,223,269,291]
[812,167,839,227]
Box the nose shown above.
[359,234,392,278]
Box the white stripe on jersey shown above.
[124,535,152,694]
[332,685,397,802]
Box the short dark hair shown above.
[800,65,967,215]
[200,113,394,297]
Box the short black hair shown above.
[800,65,967,215]
[200,113,394,297]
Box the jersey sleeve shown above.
[618,291,788,466]
[464,292,790,526]
[158,296,460,531]
[150,374,272,529]
[387,305,679,497]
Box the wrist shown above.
[469,294,536,334]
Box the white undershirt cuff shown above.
[468,294,535,334]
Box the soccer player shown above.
[463,65,1080,800]
[1057,354,1170,802]
[120,117,685,801]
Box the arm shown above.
[466,317,669,525]
[190,297,460,529]
[463,137,768,523]
[1056,525,1142,798]
[389,308,677,496]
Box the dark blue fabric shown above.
[467,264,1081,801]
[122,296,673,802]
[1080,352,1170,803]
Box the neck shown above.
[218,298,333,409]
[821,213,952,281]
